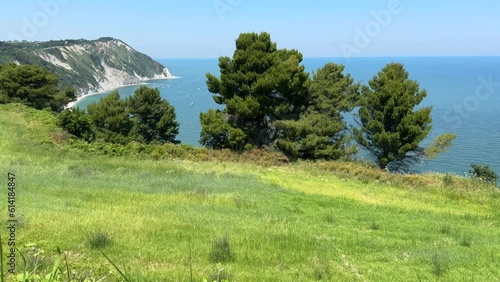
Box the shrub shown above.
[439,224,451,235]
[370,221,380,230]
[460,233,472,247]
[57,108,95,142]
[442,173,454,187]
[209,236,235,264]
[324,213,335,224]
[87,232,112,249]
[469,164,498,185]
[430,252,450,276]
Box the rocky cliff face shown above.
[0,37,173,95]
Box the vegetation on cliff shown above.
[0,37,169,94]
[0,63,75,111]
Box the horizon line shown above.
[155,55,500,60]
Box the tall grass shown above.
[1,104,499,281]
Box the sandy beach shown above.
[65,76,181,109]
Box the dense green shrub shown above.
[469,164,498,185]
[442,173,454,187]
[57,108,95,142]
[209,236,235,263]
[87,231,112,249]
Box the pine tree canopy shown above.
[353,63,432,170]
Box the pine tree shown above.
[128,86,179,144]
[200,32,310,150]
[353,63,432,170]
[0,63,75,111]
[87,91,135,144]
[276,63,359,159]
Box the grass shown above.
[0,104,499,281]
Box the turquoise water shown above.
[75,57,500,176]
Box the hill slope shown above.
[0,37,173,95]
[0,104,499,281]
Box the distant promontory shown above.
[0,37,173,95]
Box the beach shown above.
[65,76,181,109]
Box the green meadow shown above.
[1,103,499,281]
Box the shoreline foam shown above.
[66,76,181,109]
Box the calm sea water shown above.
[75,57,500,176]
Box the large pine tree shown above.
[200,32,310,151]
[353,63,432,170]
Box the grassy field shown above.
[0,104,499,281]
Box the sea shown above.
[75,57,500,177]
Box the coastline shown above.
[66,76,181,109]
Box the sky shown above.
[1,0,499,58]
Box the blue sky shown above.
[1,0,499,58]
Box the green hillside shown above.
[0,38,168,94]
[0,104,499,281]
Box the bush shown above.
[87,231,112,249]
[469,164,498,185]
[430,252,450,276]
[370,221,380,230]
[460,233,472,247]
[439,224,451,234]
[209,236,235,264]
[442,173,454,187]
[57,108,95,142]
